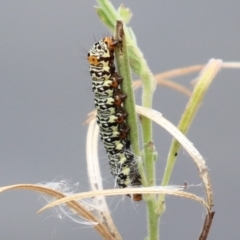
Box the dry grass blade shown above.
[155,64,204,79]
[133,78,192,97]
[87,119,102,192]
[135,105,212,210]
[38,186,209,213]
[222,62,240,68]
[83,112,96,125]
[87,119,122,240]
[0,184,116,240]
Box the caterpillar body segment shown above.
[88,37,142,201]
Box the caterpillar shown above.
[87,37,142,201]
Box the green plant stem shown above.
[140,69,156,187]
[114,21,147,186]
[147,201,160,240]
[96,2,158,239]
